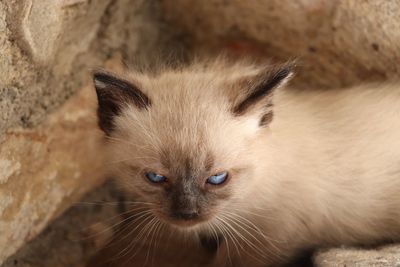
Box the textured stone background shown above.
[314,246,400,267]
[1,182,120,267]
[0,84,105,262]
[162,0,400,89]
[0,0,169,134]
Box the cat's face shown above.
[93,61,292,229]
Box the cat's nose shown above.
[172,211,199,220]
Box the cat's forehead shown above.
[118,70,252,157]
[136,74,230,132]
[112,62,285,167]
[119,97,235,174]
[141,71,223,98]
[159,143,215,176]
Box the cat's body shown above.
[218,84,400,266]
[93,59,400,267]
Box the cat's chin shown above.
[155,212,213,230]
[168,218,209,228]
[167,220,204,229]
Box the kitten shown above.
[93,58,400,267]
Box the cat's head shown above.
[93,60,293,230]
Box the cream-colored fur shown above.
[101,59,400,267]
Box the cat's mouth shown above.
[154,210,214,228]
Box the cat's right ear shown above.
[93,71,151,136]
[228,63,294,127]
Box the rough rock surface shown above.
[314,245,400,267]
[1,182,121,267]
[162,0,400,89]
[0,85,106,263]
[0,0,165,134]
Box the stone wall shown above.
[162,0,400,89]
[0,0,173,263]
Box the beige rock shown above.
[20,0,63,63]
[314,245,400,267]
[162,0,400,89]
[0,0,163,134]
[1,182,121,267]
[0,85,106,264]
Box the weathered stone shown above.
[1,182,121,267]
[61,0,87,7]
[314,245,400,267]
[0,2,14,85]
[161,0,400,89]
[0,0,165,134]
[20,0,63,63]
[0,85,106,264]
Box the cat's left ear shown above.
[93,71,151,135]
[230,64,294,126]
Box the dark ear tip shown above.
[92,71,102,81]
[92,70,112,84]
[275,63,295,79]
[92,70,121,92]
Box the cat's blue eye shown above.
[145,172,167,183]
[207,172,228,185]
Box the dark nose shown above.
[171,211,199,220]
